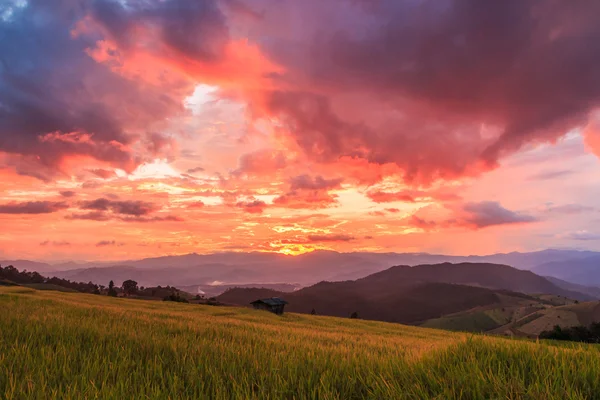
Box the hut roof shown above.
[250,297,288,306]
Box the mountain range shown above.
[3,248,600,290]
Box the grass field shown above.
[2,287,600,399]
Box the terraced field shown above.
[1,287,600,399]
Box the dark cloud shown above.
[186,166,205,174]
[119,215,184,223]
[235,199,266,214]
[88,169,117,179]
[271,174,342,209]
[307,234,355,242]
[91,0,229,62]
[66,211,111,221]
[0,0,228,179]
[59,190,77,198]
[40,240,71,247]
[0,201,69,214]
[95,240,123,247]
[460,201,537,229]
[79,198,156,216]
[66,211,182,223]
[241,0,600,183]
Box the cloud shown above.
[546,204,595,215]
[289,175,343,191]
[67,211,182,223]
[307,234,355,242]
[95,240,124,247]
[367,190,460,203]
[0,201,69,214]
[40,240,71,247]
[457,202,537,229]
[367,191,415,203]
[584,114,600,158]
[88,169,116,179]
[187,166,205,174]
[234,150,287,176]
[235,199,266,214]
[66,211,111,222]
[186,201,206,209]
[68,197,181,222]
[59,191,77,198]
[528,170,575,181]
[273,190,338,210]
[271,174,343,210]
[557,231,600,241]
[0,0,223,178]
[238,0,600,183]
[79,198,157,216]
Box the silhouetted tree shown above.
[1,265,97,293]
[311,308,316,315]
[122,279,138,296]
[108,280,117,297]
[350,311,358,319]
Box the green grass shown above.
[421,310,500,332]
[2,287,600,399]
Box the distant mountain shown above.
[176,283,300,298]
[358,262,589,299]
[217,262,593,325]
[531,255,600,286]
[544,276,600,299]
[0,260,52,272]
[6,249,600,289]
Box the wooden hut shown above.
[250,297,288,315]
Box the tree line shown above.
[0,264,100,293]
[539,323,600,343]
[0,265,189,301]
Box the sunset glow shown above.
[2,0,600,261]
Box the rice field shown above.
[1,286,600,399]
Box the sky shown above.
[2,0,600,261]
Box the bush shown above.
[163,293,189,303]
[540,323,600,343]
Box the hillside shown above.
[218,262,596,329]
[219,282,520,324]
[2,286,600,399]
[545,276,600,299]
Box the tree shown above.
[122,279,138,296]
[311,308,316,315]
[108,280,117,297]
[350,311,358,319]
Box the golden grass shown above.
[1,287,600,399]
